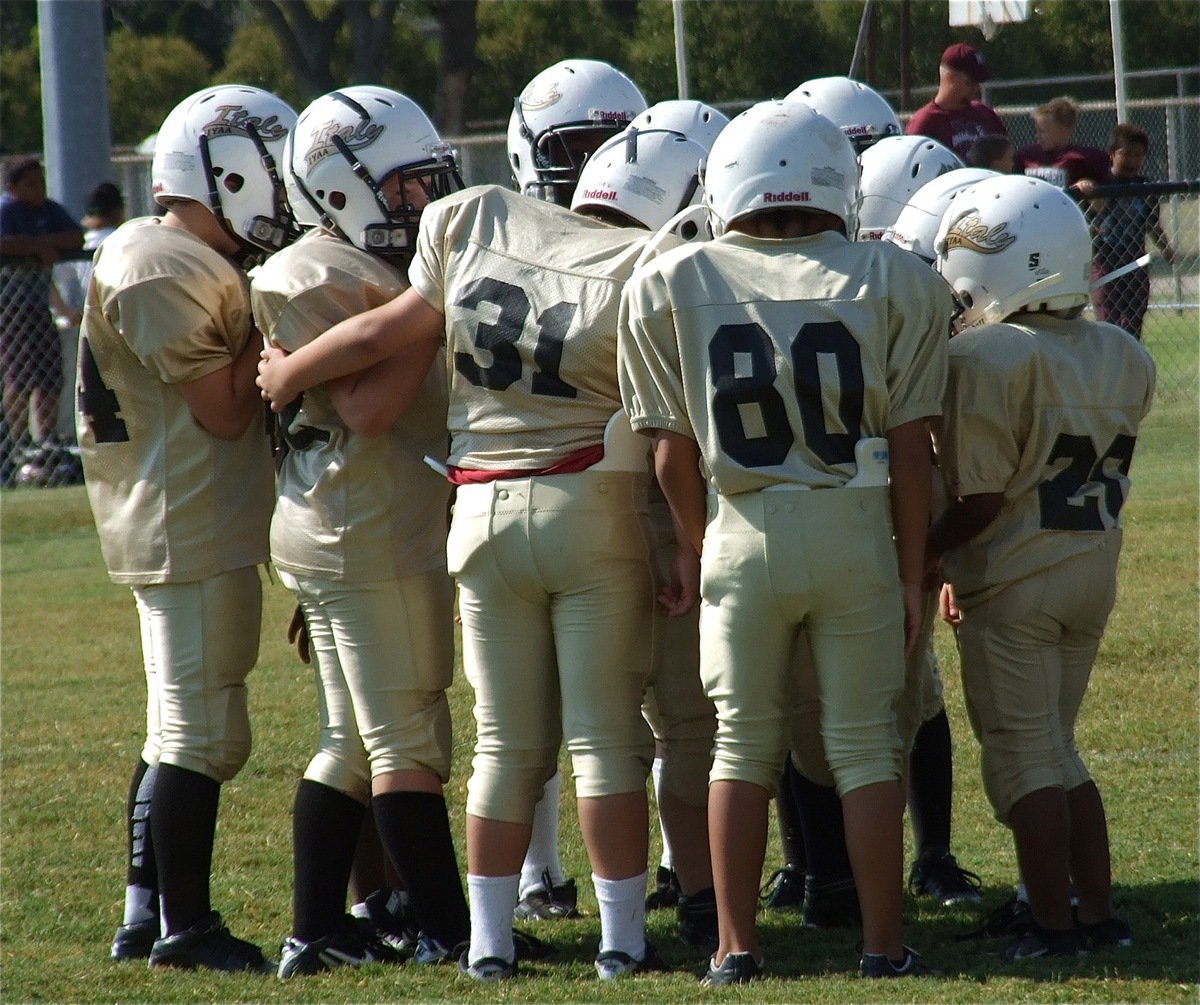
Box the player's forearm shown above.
[330,340,442,438]
[278,286,443,397]
[926,492,1004,563]
[653,431,706,555]
[887,420,933,586]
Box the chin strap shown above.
[1089,253,1152,291]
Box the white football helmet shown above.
[703,100,859,237]
[290,86,462,255]
[628,99,729,153]
[153,84,298,255]
[570,127,706,231]
[886,167,997,263]
[935,174,1092,330]
[856,134,963,241]
[281,129,320,230]
[784,76,901,154]
[507,59,647,205]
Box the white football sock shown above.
[594,871,648,957]
[467,873,519,964]
[122,885,157,927]
[520,770,565,896]
[651,757,674,870]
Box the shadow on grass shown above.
[737,880,1200,984]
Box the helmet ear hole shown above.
[223,173,244,193]
[329,191,346,211]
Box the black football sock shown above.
[776,759,808,873]
[908,709,954,859]
[122,759,158,924]
[372,791,469,948]
[151,763,220,935]
[790,769,852,882]
[291,779,367,942]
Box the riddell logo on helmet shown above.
[588,108,635,123]
[203,105,289,142]
[580,188,618,201]
[943,211,1016,254]
[844,124,872,137]
[763,191,810,203]
[305,117,386,168]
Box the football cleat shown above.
[1000,924,1087,961]
[646,865,681,910]
[457,949,517,981]
[1076,913,1133,949]
[759,865,804,911]
[701,951,762,986]
[277,917,405,979]
[111,918,159,961]
[860,945,940,978]
[513,870,579,920]
[594,940,666,979]
[909,852,983,906]
[353,888,419,955]
[677,887,718,949]
[958,892,1034,941]
[148,911,274,973]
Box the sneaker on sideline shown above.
[700,951,762,986]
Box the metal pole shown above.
[37,0,112,219]
[673,0,689,100]
[849,0,875,78]
[1109,0,1128,123]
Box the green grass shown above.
[2,398,1197,1003]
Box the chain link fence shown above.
[4,94,1195,489]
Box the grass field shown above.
[2,397,1196,1004]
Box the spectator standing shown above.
[0,156,82,460]
[1092,123,1178,339]
[1014,97,1112,194]
[905,44,1007,161]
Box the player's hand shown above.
[257,345,295,412]
[901,580,924,658]
[939,582,962,626]
[657,544,700,617]
[287,603,311,664]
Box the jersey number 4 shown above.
[77,337,130,443]
[453,276,579,398]
[709,320,864,468]
[1037,432,1136,530]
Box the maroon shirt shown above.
[1014,143,1112,189]
[905,100,1007,161]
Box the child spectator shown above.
[1092,123,1178,340]
[967,133,1014,173]
[1014,97,1111,195]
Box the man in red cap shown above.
[905,43,1008,161]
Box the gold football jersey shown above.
[251,229,450,581]
[619,230,952,496]
[76,216,273,584]
[408,185,651,470]
[935,313,1156,603]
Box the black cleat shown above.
[148,911,274,974]
[958,892,1034,940]
[458,949,517,981]
[861,945,940,977]
[909,852,983,906]
[111,918,158,961]
[646,865,682,910]
[677,887,718,949]
[594,940,666,979]
[1000,924,1087,961]
[759,865,804,911]
[701,951,762,985]
[277,916,405,978]
[1077,913,1133,949]
[513,870,579,920]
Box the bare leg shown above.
[708,779,770,962]
[1066,780,1114,924]
[1008,786,1074,930]
[842,779,905,958]
[656,786,712,894]
[577,790,649,880]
